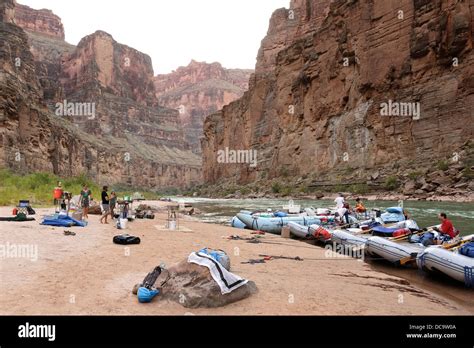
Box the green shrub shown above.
[0,169,166,206]
[239,187,251,195]
[437,160,449,171]
[407,171,422,180]
[350,183,369,194]
[299,186,308,193]
[281,186,293,196]
[384,176,400,190]
[272,182,282,194]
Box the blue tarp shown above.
[386,207,403,214]
[381,212,405,223]
[41,214,86,227]
[372,225,398,236]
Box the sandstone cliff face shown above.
[155,60,253,153]
[13,4,74,102]
[60,30,189,150]
[202,0,474,195]
[14,3,65,39]
[1,1,201,189]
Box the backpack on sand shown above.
[113,234,141,245]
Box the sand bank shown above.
[0,202,471,315]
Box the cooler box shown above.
[72,211,83,221]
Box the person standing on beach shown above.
[334,193,345,209]
[100,186,110,224]
[53,181,63,213]
[79,185,92,220]
[109,191,117,220]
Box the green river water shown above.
[175,198,473,236]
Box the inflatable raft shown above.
[416,235,474,286]
[236,213,321,234]
[366,236,424,265]
[287,222,332,241]
[288,221,312,238]
[230,216,247,229]
[329,229,369,248]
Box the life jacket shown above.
[53,188,63,199]
[393,228,409,238]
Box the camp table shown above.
[116,197,134,219]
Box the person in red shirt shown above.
[434,213,458,239]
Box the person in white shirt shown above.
[334,193,345,209]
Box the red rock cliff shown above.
[14,3,65,39]
[1,1,201,189]
[201,0,474,196]
[155,60,253,153]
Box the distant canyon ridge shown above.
[155,60,252,154]
[0,0,251,189]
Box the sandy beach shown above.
[0,201,472,316]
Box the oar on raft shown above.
[397,231,471,266]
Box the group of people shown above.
[334,194,367,225]
[54,182,117,223]
[79,185,117,223]
[333,193,458,240]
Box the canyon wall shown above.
[1,1,201,189]
[154,60,253,153]
[201,0,474,196]
[14,3,65,39]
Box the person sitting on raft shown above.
[433,213,459,240]
[354,198,366,213]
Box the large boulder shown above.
[134,260,257,308]
[402,180,417,195]
[427,170,455,186]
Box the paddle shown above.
[389,225,438,242]
[441,236,472,250]
[397,232,471,266]
[258,254,303,261]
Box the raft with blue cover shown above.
[41,214,86,227]
[371,225,398,237]
[381,207,406,224]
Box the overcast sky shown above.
[18,0,290,74]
